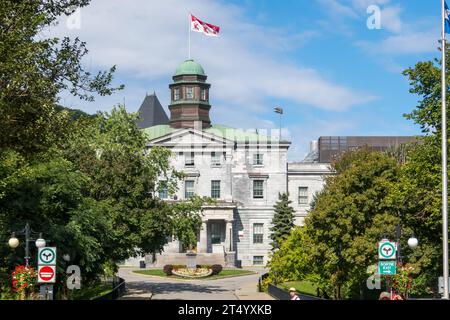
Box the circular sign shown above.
[379,242,396,259]
[39,266,55,281]
[39,248,55,264]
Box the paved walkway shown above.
[117,268,274,300]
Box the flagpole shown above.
[442,0,449,300]
[188,12,191,59]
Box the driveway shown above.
[117,267,273,300]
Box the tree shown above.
[0,0,206,299]
[266,226,314,286]
[0,106,205,294]
[269,193,295,250]
[0,0,123,156]
[267,149,404,299]
[402,41,450,135]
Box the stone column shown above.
[225,220,233,252]
[198,221,208,253]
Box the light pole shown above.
[8,222,46,267]
[391,225,419,299]
[274,107,283,141]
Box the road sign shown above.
[378,241,397,260]
[379,260,397,275]
[38,265,56,283]
[38,247,57,265]
[438,277,450,294]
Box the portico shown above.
[197,203,235,255]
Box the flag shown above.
[446,1,450,34]
[190,14,220,37]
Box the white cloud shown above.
[44,0,373,115]
[318,0,403,33]
[357,29,439,55]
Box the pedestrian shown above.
[289,287,301,300]
[392,293,404,300]
[379,292,391,300]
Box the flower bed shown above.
[171,267,213,278]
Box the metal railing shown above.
[92,276,126,300]
[267,283,325,300]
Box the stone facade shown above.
[124,59,332,268]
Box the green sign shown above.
[378,241,396,260]
[379,260,396,275]
[38,247,57,265]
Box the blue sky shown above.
[49,0,443,160]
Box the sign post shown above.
[37,247,57,300]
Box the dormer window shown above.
[174,88,180,101]
[186,87,194,99]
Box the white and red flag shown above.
[190,14,220,37]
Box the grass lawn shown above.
[70,283,113,300]
[133,268,255,280]
[278,280,318,296]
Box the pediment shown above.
[147,128,234,147]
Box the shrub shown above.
[172,265,186,270]
[196,265,211,269]
[163,265,173,276]
[211,264,222,275]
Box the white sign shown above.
[38,247,57,265]
[438,277,450,294]
[378,241,396,260]
[38,265,56,283]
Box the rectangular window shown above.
[159,181,168,199]
[253,256,264,266]
[253,180,264,199]
[186,87,194,99]
[253,153,264,165]
[185,180,195,199]
[174,88,180,101]
[211,180,221,199]
[201,89,207,101]
[185,152,194,166]
[211,152,221,166]
[298,187,308,204]
[253,223,264,244]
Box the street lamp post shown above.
[274,107,283,141]
[395,225,419,262]
[8,222,46,267]
[391,225,419,299]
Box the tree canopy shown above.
[0,0,205,299]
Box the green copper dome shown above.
[174,59,206,76]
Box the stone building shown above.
[125,59,413,268]
[129,60,330,268]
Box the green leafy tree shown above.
[269,193,295,250]
[267,149,404,299]
[0,0,123,155]
[0,0,206,299]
